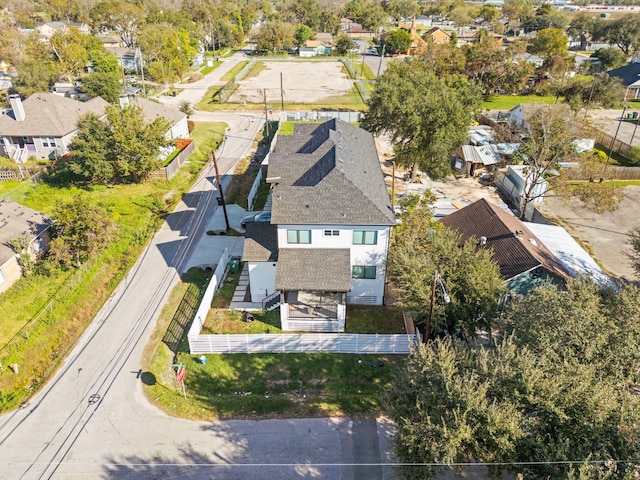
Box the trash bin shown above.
[634,112,638,119]
[229,258,240,274]
[627,113,633,119]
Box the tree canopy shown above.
[65,105,172,184]
[361,58,481,179]
[386,281,640,480]
[50,194,116,268]
[389,194,505,339]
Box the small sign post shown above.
[174,364,186,399]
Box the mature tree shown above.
[90,1,144,47]
[14,60,58,97]
[67,105,171,184]
[294,24,314,47]
[502,0,534,24]
[80,72,121,103]
[138,23,197,84]
[341,0,385,31]
[521,2,566,32]
[510,104,624,218]
[389,195,505,339]
[333,33,356,55]
[568,13,599,51]
[416,38,466,78]
[527,27,568,58]
[628,227,640,277]
[362,58,481,180]
[50,27,100,78]
[598,16,640,56]
[287,0,322,31]
[478,5,499,24]
[67,112,114,184]
[591,46,628,71]
[384,29,412,55]
[559,74,624,112]
[50,194,116,267]
[88,49,119,74]
[253,19,295,53]
[387,282,640,480]
[105,104,172,182]
[385,0,418,22]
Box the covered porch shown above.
[276,248,351,332]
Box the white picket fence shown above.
[189,332,418,354]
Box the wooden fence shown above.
[148,138,195,181]
[188,332,418,354]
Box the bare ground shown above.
[231,61,354,103]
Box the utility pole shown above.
[391,161,396,211]
[263,89,270,138]
[425,275,437,343]
[138,47,146,98]
[604,104,628,179]
[211,151,230,231]
[280,72,284,112]
[377,43,386,77]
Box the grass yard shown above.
[189,122,227,162]
[145,349,404,420]
[220,61,249,82]
[0,122,226,412]
[482,95,556,111]
[200,62,222,75]
[345,305,406,334]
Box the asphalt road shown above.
[0,58,396,478]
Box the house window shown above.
[42,137,56,148]
[287,229,311,244]
[324,230,340,236]
[352,265,376,279]
[353,230,377,245]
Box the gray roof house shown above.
[0,93,189,162]
[243,119,395,332]
[0,93,109,161]
[0,199,51,295]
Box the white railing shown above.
[187,248,229,347]
[188,332,418,354]
[246,167,262,211]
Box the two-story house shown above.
[242,119,395,332]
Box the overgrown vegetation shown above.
[0,122,225,412]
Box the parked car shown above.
[240,210,271,228]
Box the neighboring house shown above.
[423,27,451,45]
[314,33,334,45]
[608,61,640,99]
[104,47,142,72]
[99,35,123,48]
[441,198,572,295]
[415,15,433,27]
[0,93,109,161]
[0,93,187,162]
[513,52,544,67]
[299,40,331,57]
[36,21,90,40]
[243,119,396,332]
[341,19,375,37]
[0,199,51,295]
[120,96,189,140]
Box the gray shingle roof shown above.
[243,223,278,262]
[268,119,395,226]
[0,199,51,265]
[0,93,108,137]
[440,199,571,281]
[275,248,351,291]
[134,97,187,126]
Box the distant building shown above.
[104,47,142,72]
[36,21,90,40]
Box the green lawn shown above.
[189,121,227,162]
[200,61,222,75]
[482,95,556,111]
[220,61,249,82]
[145,349,404,419]
[0,122,226,412]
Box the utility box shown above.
[229,258,240,274]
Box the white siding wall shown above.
[277,225,390,305]
[167,117,189,140]
[248,261,277,302]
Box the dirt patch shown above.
[537,186,640,281]
[231,61,354,103]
